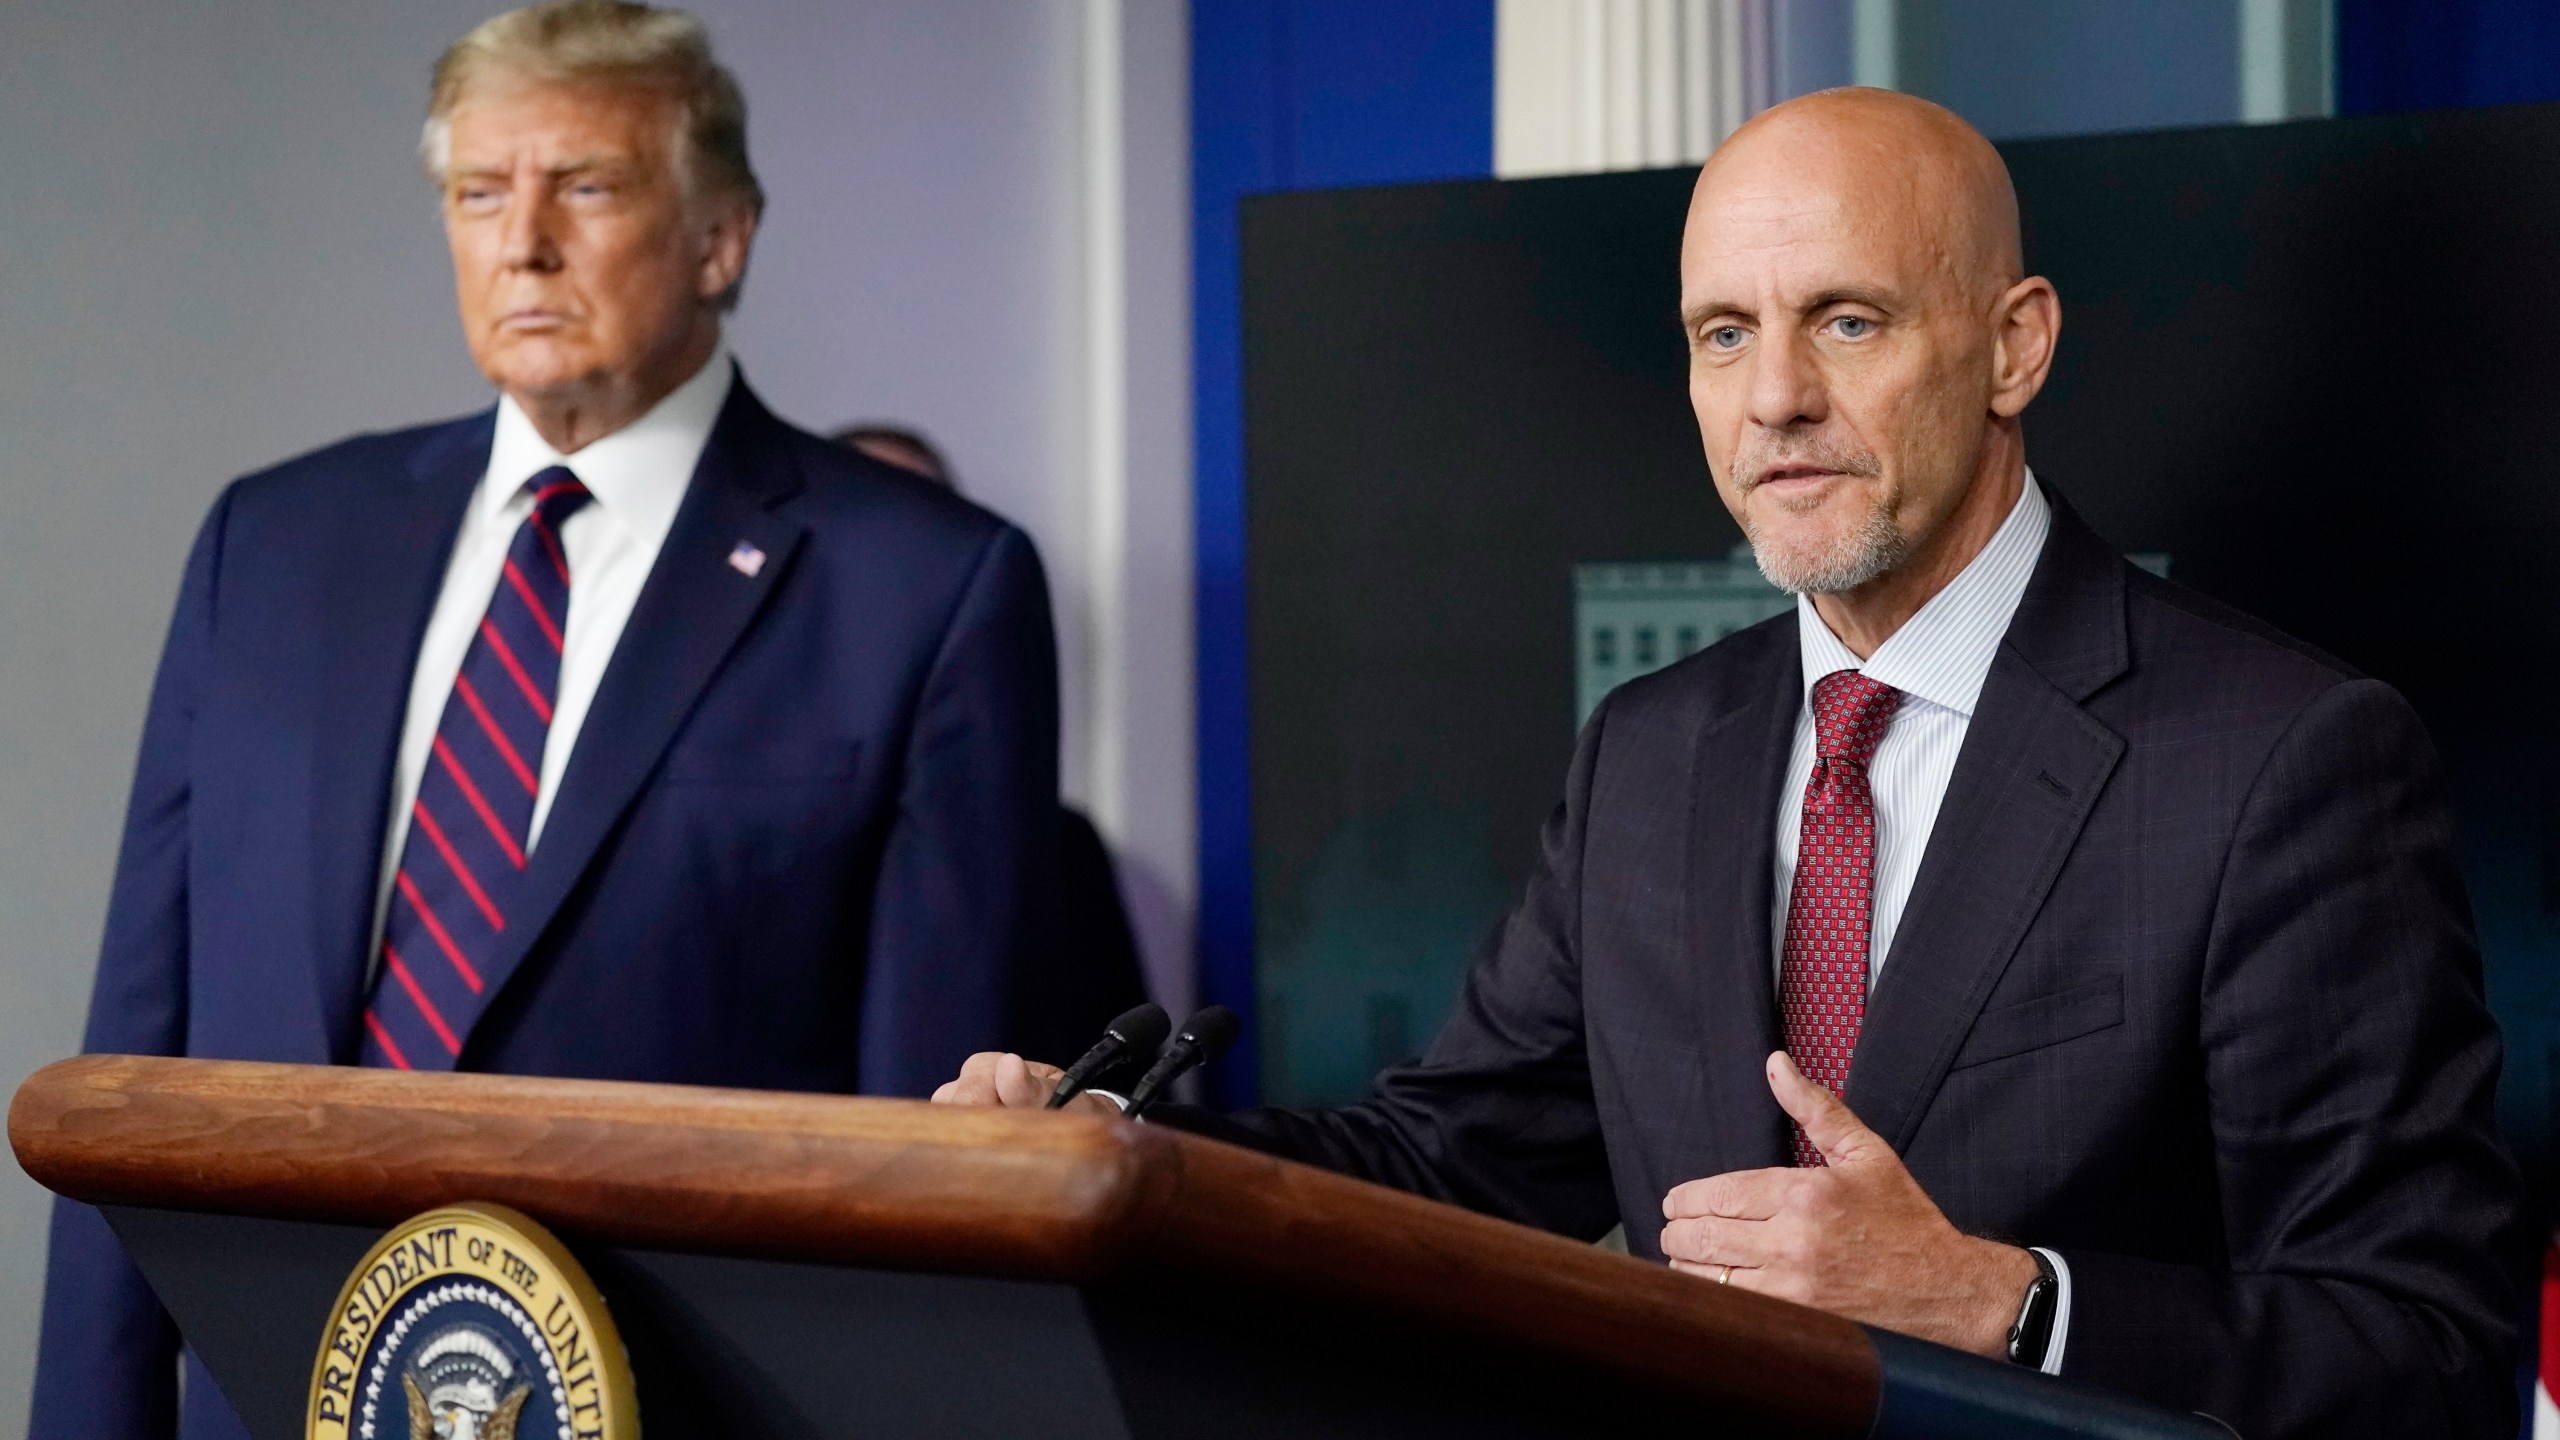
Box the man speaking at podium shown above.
[940,89,2523,1437]
[35,4,1061,1436]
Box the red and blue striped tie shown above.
[361,467,590,1070]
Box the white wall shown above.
[0,0,1191,1428]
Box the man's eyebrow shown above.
[1803,286,1896,312]
[1680,287,1902,328]
[545,154,635,177]
[444,154,634,181]
[1680,299,1748,329]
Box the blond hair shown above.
[421,0,764,222]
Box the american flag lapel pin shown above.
[727,540,767,578]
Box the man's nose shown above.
[1746,326,1828,431]
[497,186,559,272]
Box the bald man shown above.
[937,91,2522,1436]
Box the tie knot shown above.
[522,466,593,523]
[1809,670,1902,765]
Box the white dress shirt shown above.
[1768,468,2073,1373]
[367,347,733,958]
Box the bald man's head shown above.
[1703,88,2023,304]
[1679,87,2058,620]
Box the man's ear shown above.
[1988,275,2061,419]
[696,196,758,305]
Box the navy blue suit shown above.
[32,375,1062,1438]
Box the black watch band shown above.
[2005,1248,2060,1367]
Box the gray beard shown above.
[1744,496,1912,594]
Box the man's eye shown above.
[1830,315,1874,338]
[1706,325,1746,349]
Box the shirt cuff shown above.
[2028,1247,2072,1375]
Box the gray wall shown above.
[0,1,1146,1427]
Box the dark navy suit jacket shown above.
[1183,497,2525,1439]
[32,375,1061,1439]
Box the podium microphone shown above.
[1121,1006,1240,1120]
[1045,1003,1170,1110]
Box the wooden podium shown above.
[11,1056,2227,1439]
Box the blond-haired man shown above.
[36,7,1062,1434]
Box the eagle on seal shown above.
[403,1372,529,1440]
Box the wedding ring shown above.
[1715,1264,1732,1286]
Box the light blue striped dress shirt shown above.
[1769,467,2072,1373]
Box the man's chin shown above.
[480,346,610,402]
[1749,521,1909,595]
[1747,519,1856,573]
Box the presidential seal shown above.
[307,1203,636,1440]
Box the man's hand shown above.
[1658,1052,2036,1357]
[929,1051,1120,1115]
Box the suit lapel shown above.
[1845,499,2131,1151]
[307,412,493,1062]
[1683,614,1802,1171]
[453,382,810,1054]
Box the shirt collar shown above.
[1794,467,2052,719]
[479,342,735,536]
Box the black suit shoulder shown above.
[2117,564,2366,704]
[2095,566,2451,814]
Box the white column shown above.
[1643,0,1683,166]
[2241,0,2335,124]
[1851,0,1896,91]
[1495,0,1776,179]
[1078,0,1197,1016]
[1082,0,1130,829]
[1577,1,1613,170]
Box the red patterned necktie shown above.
[1779,669,1905,1166]
[360,468,590,1070]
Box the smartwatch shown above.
[2006,1247,2059,1367]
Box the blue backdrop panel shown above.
[2339,0,2560,113]
[1192,1,1493,1103]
